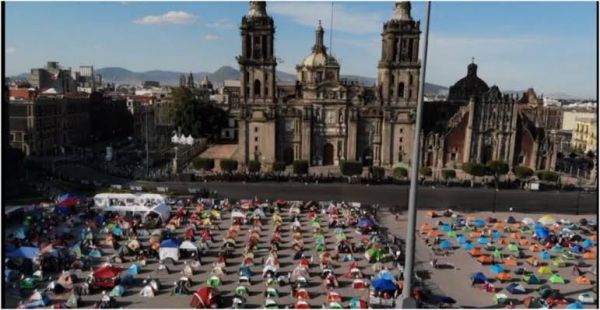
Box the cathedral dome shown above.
[448,61,489,102]
[302,51,328,67]
[300,21,339,68]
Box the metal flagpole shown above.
[330,2,334,55]
[401,1,431,308]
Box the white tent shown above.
[159,247,179,262]
[179,241,198,251]
[185,135,194,145]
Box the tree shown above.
[419,167,432,177]
[462,162,486,187]
[514,166,534,188]
[172,87,228,142]
[441,169,456,185]
[536,170,560,183]
[272,162,286,173]
[340,161,363,177]
[193,158,214,171]
[220,159,238,173]
[293,160,309,175]
[248,160,261,173]
[370,166,386,180]
[486,160,509,188]
[393,167,408,179]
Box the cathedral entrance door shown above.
[323,143,334,165]
[362,148,373,167]
[482,146,493,164]
[283,147,294,165]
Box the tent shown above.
[447,230,458,238]
[567,302,584,309]
[503,257,518,266]
[144,203,171,223]
[537,266,552,275]
[506,283,526,294]
[127,264,141,275]
[190,286,218,308]
[477,237,490,244]
[463,243,475,251]
[578,293,595,304]
[550,245,563,253]
[295,301,311,309]
[575,276,591,285]
[535,227,550,239]
[365,248,384,262]
[426,211,439,218]
[440,240,453,250]
[522,217,535,226]
[92,265,122,288]
[371,278,397,293]
[478,255,493,264]
[110,285,125,297]
[507,244,519,252]
[523,274,540,285]
[583,252,596,260]
[552,258,566,267]
[473,220,486,227]
[539,251,552,260]
[529,244,542,252]
[231,211,246,219]
[496,272,512,282]
[440,224,452,232]
[582,239,595,248]
[471,272,487,285]
[490,264,504,273]
[159,239,181,262]
[492,249,503,259]
[7,247,39,260]
[457,236,467,244]
[507,216,517,224]
[357,218,375,229]
[538,215,556,226]
[549,274,565,284]
[469,248,482,257]
[491,232,503,240]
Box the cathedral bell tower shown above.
[377,1,421,106]
[238,1,277,104]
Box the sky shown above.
[4,1,597,99]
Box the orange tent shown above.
[469,231,482,238]
[519,239,531,246]
[466,215,476,221]
[427,211,439,218]
[499,238,511,245]
[504,257,518,266]
[575,276,592,285]
[527,256,540,266]
[529,245,542,252]
[494,222,505,228]
[478,256,493,264]
[470,248,483,257]
[510,232,522,239]
[497,272,512,282]
[583,252,596,260]
[510,223,521,229]
[428,230,442,237]
[420,223,432,232]
[590,235,597,242]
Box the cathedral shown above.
[232,1,558,174]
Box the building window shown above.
[409,74,413,85]
[254,137,258,142]
[398,83,405,98]
[451,153,456,161]
[254,127,259,133]
[254,80,261,96]
[400,128,404,133]
[10,133,15,142]
[399,137,403,143]
[254,146,259,151]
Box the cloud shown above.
[206,18,235,29]
[269,2,383,35]
[133,11,197,25]
[203,34,221,41]
[6,47,16,54]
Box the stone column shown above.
[463,99,475,163]
[301,112,312,161]
[346,111,357,161]
[381,113,392,166]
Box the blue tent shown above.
[240,266,253,278]
[535,227,550,239]
[112,227,123,236]
[440,224,452,232]
[478,237,490,244]
[550,245,563,253]
[14,228,27,240]
[539,251,552,260]
[7,247,39,259]
[378,271,395,281]
[161,239,181,248]
[128,264,141,275]
[89,249,102,258]
[121,274,135,286]
[571,245,584,253]
[506,283,526,294]
[524,274,540,284]
[372,278,397,293]
[457,236,467,244]
[463,243,475,251]
[457,219,466,227]
[491,232,503,240]
[357,218,375,228]
[490,264,504,273]
[582,240,594,248]
[567,302,584,309]
[440,240,453,250]
[473,220,486,227]
[471,272,487,284]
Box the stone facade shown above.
[234,1,558,173]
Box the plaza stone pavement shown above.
[379,210,598,308]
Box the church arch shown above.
[254,79,261,96]
[323,143,334,165]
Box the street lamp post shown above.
[401,2,431,308]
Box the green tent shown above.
[549,274,565,284]
[552,258,566,267]
[366,248,384,262]
[312,221,321,228]
[462,226,472,233]
[447,231,458,238]
[508,244,519,252]
[492,249,503,259]
[562,252,576,260]
[207,276,222,288]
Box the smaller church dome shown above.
[448,61,490,102]
[300,21,339,68]
[302,52,328,67]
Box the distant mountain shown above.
[9,65,447,95]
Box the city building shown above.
[231,1,560,173]
[28,61,77,94]
[572,117,597,153]
[9,95,91,156]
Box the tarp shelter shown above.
[7,247,39,260]
[549,274,565,284]
[128,264,141,275]
[371,278,397,293]
[567,302,584,309]
[110,285,125,297]
[93,265,122,288]
[357,218,375,228]
[144,203,171,223]
[490,265,504,273]
[538,215,556,226]
[506,283,526,294]
[440,240,453,249]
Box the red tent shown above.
[57,197,78,207]
[92,265,122,288]
[295,301,310,309]
[191,286,218,308]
